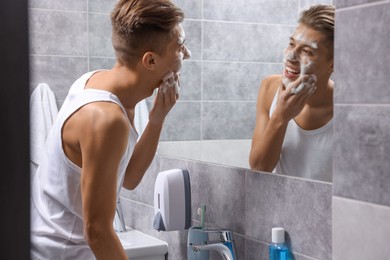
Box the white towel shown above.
[30,83,58,168]
[134,99,149,140]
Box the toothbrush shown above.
[197,204,206,229]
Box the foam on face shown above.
[290,56,317,94]
[294,33,318,50]
[161,71,180,94]
[283,48,298,63]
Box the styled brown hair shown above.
[298,4,335,59]
[111,0,184,68]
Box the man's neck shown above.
[306,77,333,108]
[107,64,157,109]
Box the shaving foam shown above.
[294,33,318,50]
[161,72,180,94]
[290,56,316,94]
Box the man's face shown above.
[282,23,333,86]
[158,24,191,75]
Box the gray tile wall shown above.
[333,1,390,259]
[29,0,330,141]
[120,156,332,259]
[28,0,336,259]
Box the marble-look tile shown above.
[172,0,202,20]
[334,2,390,103]
[89,0,117,13]
[179,61,201,100]
[120,197,160,236]
[333,105,390,207]
[120,156,160,206]
[203,62,283,101]
[88,13,115,57]
[160,102,201,141]
[182,20,202,61]
[245,238,269,260]
[29,55,88,102]
[202,102,256,139]
[159,157,246,235]
[203,0,298,25]
[245,169,332,260]
[299,0,334,13]
[203,22,294,62]
[333,196,390,260]
[29,10,88,56]
[232,233,246,260]
[335,0,382,8]
[29,0,87,11]
[89,57,116,71]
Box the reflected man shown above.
[249,5,335,182]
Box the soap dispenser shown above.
[269,227,289,260]
[152,169,191,231]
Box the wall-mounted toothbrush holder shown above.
[187,227,237,260]
[187,205,237,260]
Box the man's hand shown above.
[149,72,180,125]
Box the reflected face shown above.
[159,24,191,74]
[282,23,332,86]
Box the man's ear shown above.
[142,51,157,70]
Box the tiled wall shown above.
[332,1,390,259]
[121,155,332,259]
[28,0,331,141]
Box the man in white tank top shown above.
[30,0,191,259]
[249,5,334,182]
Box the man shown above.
[249,4,334,182]
[30,0,191,259]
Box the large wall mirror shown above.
[157,0,334,183]
[28,0,334,183]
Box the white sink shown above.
[117,228,168,260]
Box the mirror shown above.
[28,0,333,183]
[156,0,334,183]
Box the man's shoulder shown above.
[259,74,281,97]
[261,74,281,87]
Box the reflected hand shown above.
[275,74,316,122]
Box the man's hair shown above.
[298,4,335,59]
[111,0,184,68]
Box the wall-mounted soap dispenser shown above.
[153,169,191,231]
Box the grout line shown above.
[337,0,390,11]
[29,54,88,58]
[201,60,284,65]
[200,18,296,27]
[200,0,204,141]
[335,103,390,107]
[333,195,390,210]
[172,100,257,103]
[87,0,90,71]
[120,196,154,208]
[29,7,87,14]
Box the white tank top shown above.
[269,89,332,182]
[31,70,138,259]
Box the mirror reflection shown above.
[157,2,334,183]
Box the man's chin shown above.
[281,75,293,88]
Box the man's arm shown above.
[249,75,312,172]
[123,83,177,190]
[79,103,129,260]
